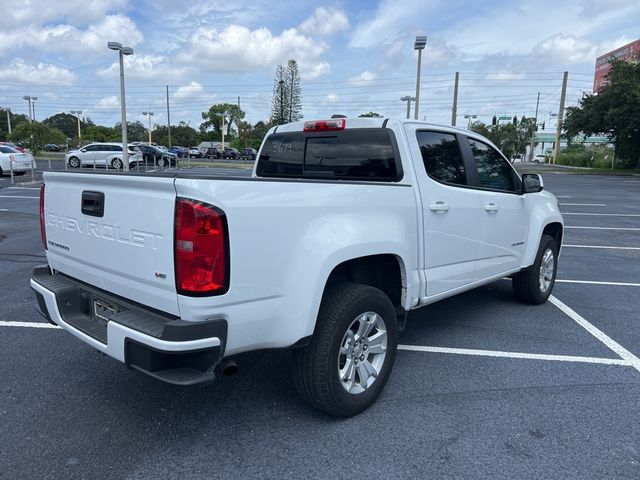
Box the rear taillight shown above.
[174,198,229,296]
[39,184,47,250]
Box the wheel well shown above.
[325,254,404,309]
[543,222,563,248]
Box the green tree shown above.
[270,64,288,125]
[9,122,66,155]
[470,118,536,161]
[114,121,147,142]
[359,112,382,118]
[153,121,198,147]
[42,112,80,139]
[564,60,640,168]
[0,109,30,141]
[84,125,118,143]
[201,103,245,139]
[286,59,303,122]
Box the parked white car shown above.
[65,143,141,169]
[34,118,563,417]
[533,154,547,163]
[0,144,33,175]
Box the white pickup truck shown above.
[31,118,563,417]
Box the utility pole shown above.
[6,109,11,134]
[401,96,415,119]
[221,114,225,151]
[166,85,171,148]
[528,92,540,162]
[279,79,285,124]
[70,110,82,146]
[451,72,459,126]
[142,111,154,144]
[552,72,568,165]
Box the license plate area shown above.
[93,297,117,324]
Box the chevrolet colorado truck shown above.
[31,118,563,417]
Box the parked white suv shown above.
[65,143,141,169]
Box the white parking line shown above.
[560,203,606,206]
[562,212,640,217]
[563,244,640,251]
[0,195,39,199]
[556,279,640,287]
[549,296,640,373]
[398,345,628,366]
[565,226,640,231]
[8,187,40,190]
[0,321,60,329]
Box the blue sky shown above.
[0,0,638,132]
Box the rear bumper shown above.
[30,265,227,386]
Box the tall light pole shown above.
[23,96,37,122]
[464,114,478,129]
[108,41,134,171]
[414,36,427,120]
[142,111,154,144]
[219,113,226,151]
[401,96,415,119]
[5,108,12,134]
[279,79,285,124]
[70,110,83,146]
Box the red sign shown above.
[594,39,640,93]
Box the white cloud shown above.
[0,59,76,85]
[98,54,177,80]
[301,62,330,80]
[0,0,127,28]
[299,7,349,36]
[174,81,205,99]
[484,72,526,80]
[533,34,599,64]
[96,96,119,109]
[348,71,377,85]
[324,93,340,103]
[0,15,143,56]
[178,25,327,73]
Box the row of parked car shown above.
[64,143,178,169]
[188,147,257,160]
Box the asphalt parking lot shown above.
[1,171,639,479]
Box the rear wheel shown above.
[111,157,123,169]
[293,283,398,417]
[68,156,80,168]
[513,234,558,304]
[157,157,166,168]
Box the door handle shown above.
[429,201,449,213]
[484,203,499,213]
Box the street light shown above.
[142,111,154,144]
[464,114,478,129]
[70,110,82,145]
[413,36,427,120]
[23,96,38,122]
[108,41,134,171]
[401,96,415,119]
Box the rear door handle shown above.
[429,201,449,213]
[484,203,499,213]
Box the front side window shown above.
[416,131,466,186]
[257,129,399,181]
[468,139,517,192]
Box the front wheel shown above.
[68,156,80,168]
[111,157,123,169]
[293,283,398,417]
[512,234,558,304]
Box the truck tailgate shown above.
[43,172,179,316]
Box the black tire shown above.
[111,157,123,169]
[68,156,80,168]
[293,282,398,417]
[513,234,558,304]
[14,171,26,176]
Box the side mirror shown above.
[80,149,87,153]
[522,173,543,194]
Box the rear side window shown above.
[0,146,17,153]
[256,129,400,181]
[468,139,518,191]
[416,131,466,186]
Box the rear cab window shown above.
[416,131,467,186]
[256,129,402,182]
